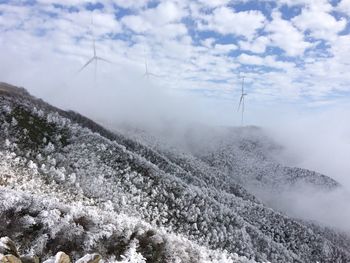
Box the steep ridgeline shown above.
[0,83,350,263]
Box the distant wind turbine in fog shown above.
[237,75,247,126]
[143,59,159,79]
[77,16,111,84]
[142,47,162,80]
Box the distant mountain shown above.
[1,82,350,263]
[119,122,340,193]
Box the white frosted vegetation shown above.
[0,87,349,262]
[0,101,256,263]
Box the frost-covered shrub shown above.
[0,188,254,263]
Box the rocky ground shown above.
[0,236,102,263]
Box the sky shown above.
[0,0,350,123]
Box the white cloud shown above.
[290,32,350,99]
[264,56,296,71]
[36,0,96,5]
[277,0,333,11]
[122,15,152,33]
[111,0,150,9]
[197,0,231,8]
[201,39,238,54]
[198,6,266,40]
[143,1,186,25]
[201,38,216,48]
[292,5,347,41]
[37,0,150,9]
[238,53,264,65]
[238,53,296,72]
[0,4,32,30]
[337,0,350,15]
[239,36,270,53]
[213,43,237,53]
[265,11,312,56]
[92,11,122,32]
[276,0,306,5]
[122,1,187,37]
[331,34,350,65]
[154,23,188,39]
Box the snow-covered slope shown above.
[1,82,350,263]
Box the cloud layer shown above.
[0,0,349,114]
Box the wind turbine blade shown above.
[148,72,162,78]
[237,96,243,111]
[96,57,112,63]
[77,57,95,73]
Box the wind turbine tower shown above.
[237,75,247,126]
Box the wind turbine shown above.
[237,75,247,126]
[142,47,162,80]
[143,59,158,79]
[77,16,111,84]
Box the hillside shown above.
[1,82,350,263]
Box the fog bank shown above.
[265,105,350,190]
